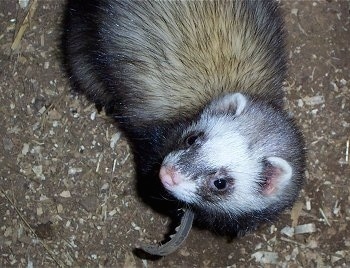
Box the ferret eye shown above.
[213,178,228,190]
[185,134,199,146]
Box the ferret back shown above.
[62,0,286,128]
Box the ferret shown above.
[62,0,306,236]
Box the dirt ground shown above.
[1,0,349,267]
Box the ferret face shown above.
[160,93,297,216]
[160,117,263,213]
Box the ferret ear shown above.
[262,157,293,196]
[208,93,247,116]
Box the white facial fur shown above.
[162,115,266,214]
[160,93,294,215]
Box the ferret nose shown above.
[159,165,182,187]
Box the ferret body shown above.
[62,0,305,236]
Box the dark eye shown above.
[213,179,228,190]
[185,134,199,146]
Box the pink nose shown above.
[159,166,182,188]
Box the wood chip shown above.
[281,226,294,238]
[305,197,311,211]
[11,0,38,51]
[59,190,71,198]
[21,143,30,155]
[319,208,331,226]
[110,132,121,149]
[68,167,83,175]
[19,0,30,9]
[294,223,317,234]
[57,204,63,213]
[291,202,303,227]
[303,95,325,106]
[251,251,279,264]
[32,165,45,180]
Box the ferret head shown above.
[160,93,305,224]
